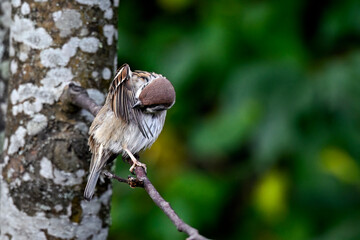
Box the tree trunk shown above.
[0,0,10,153]
[0,1,118,239]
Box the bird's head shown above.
[132,72,176,113]
[110,64,176,117]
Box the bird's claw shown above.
[123,148,147,174]
[129,160,147,174]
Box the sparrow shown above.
[84,64,175,200]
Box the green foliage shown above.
[110,0,360,239]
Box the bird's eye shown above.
[145,104,169,112]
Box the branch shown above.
[103,171,144,188]
[60,83,102,116]
[61,83,209,240]
[134,166,209,240]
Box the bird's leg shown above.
[123,148,147,173]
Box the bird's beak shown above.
[132,100,142,109]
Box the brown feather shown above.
[139,78,175,107]
[108,64,150,138]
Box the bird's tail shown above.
[84,167,101,200]
[84,145,107,200]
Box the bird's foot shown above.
[123,148,147,173]
[129,159,147,174]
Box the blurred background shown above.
[109,0,360,239]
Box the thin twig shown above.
[134,166,209,240]
[61,83,209,240]
[103,171,144,188]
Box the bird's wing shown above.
[108,64,150,138]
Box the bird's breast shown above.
[122,113,166,154]
[91,108,166,156]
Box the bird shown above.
[84,63,175,200]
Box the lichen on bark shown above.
[0,1,118,239]
[0,0,11,154]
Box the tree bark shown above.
[0,0,11,154]
[0,1,118,239]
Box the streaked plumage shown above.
[84,64,175,200]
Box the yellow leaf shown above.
[320,147,360,184]
[253,169,288,223]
